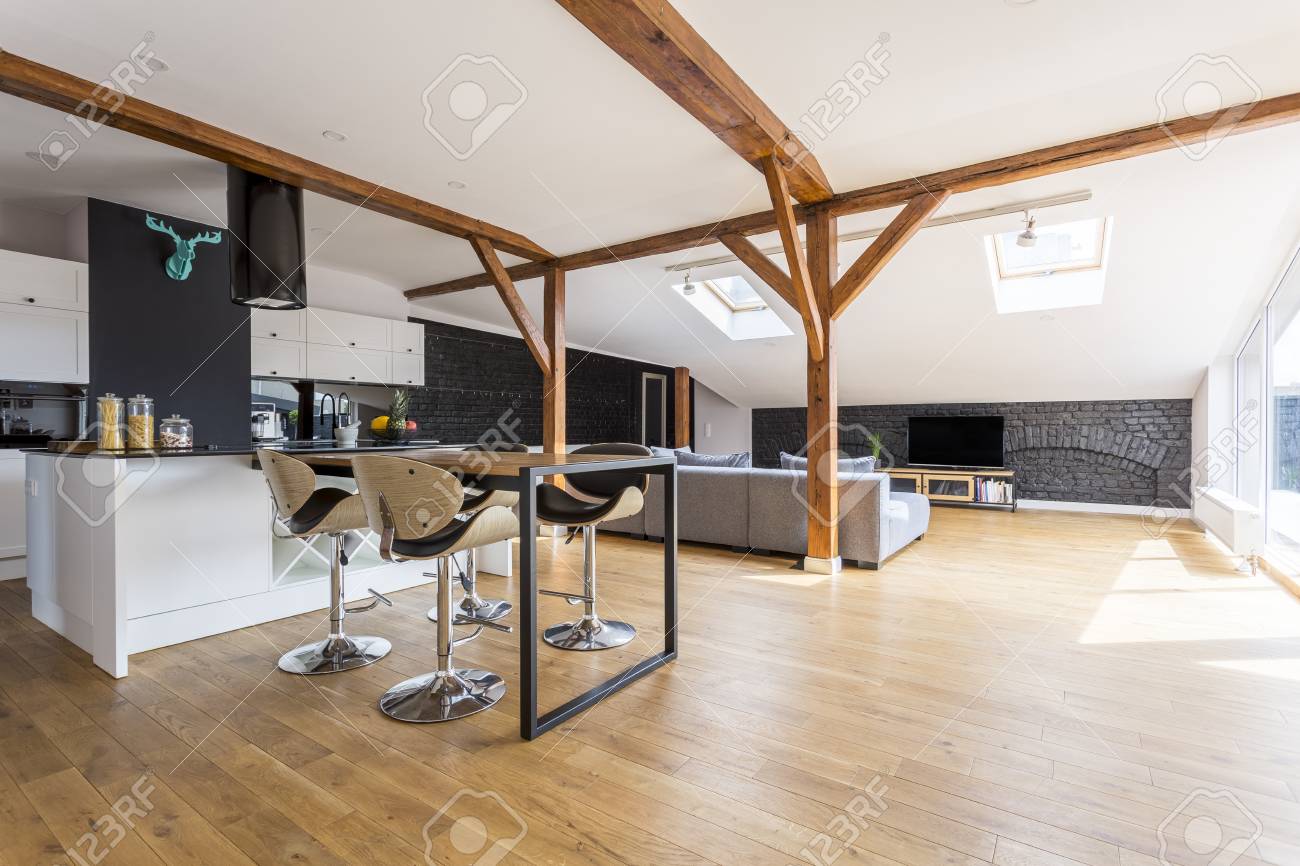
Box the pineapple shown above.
[386,389,410,439]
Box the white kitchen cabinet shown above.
[250,307,305,341]
[306,308,392,352]
[251,337,306,379]
[306,344,390,384]
[0,451,25,559]
[391,320,425,355]
[0,301,89,383]
[390,352,425,387]
[0,248,88,312]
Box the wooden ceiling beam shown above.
[470,235,552,374]
[762,155,822,361]
[0,49,552,262]
[408,90,1300,298]
[554,0,833,204]
[830,189,951,318]
[718,233,795,309]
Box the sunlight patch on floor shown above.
[737,571,829,588]
[1203,657,1300,682]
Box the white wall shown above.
[693,381,751,455]
[0,200,80,261]
[1191,356,1237,503]
[305,265,411,320]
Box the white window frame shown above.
[992,218,1108,281]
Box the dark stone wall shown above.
[752,399,1193,506]
[406,319,680,445]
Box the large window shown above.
[1269,256,1300,554]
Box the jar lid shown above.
[100,393,119,399]
[128,394,153,403]
[164,415,190,422]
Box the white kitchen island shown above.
[24,446,510,676]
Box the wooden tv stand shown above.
[884,466,1017,511]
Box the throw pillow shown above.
[650,445,692,457]
[677,450,752,468]
[779,451,876,474]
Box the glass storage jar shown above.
[97,394,125,450]
[159,415,193,449]
[126,394,155,449]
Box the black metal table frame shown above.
[509,455,677,739]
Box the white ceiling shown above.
[1,0,1299,407]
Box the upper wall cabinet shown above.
[250,308,305,341]
[306,308,391,352]
[392,320,425,355]
[0,302,89,383]
[0,248,88,312]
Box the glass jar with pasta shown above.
[126,395,155,449]
[97,394,125,450]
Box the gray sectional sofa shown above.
[602,465,930,569]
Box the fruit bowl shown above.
[370,425,418,443]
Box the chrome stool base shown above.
[428,596,513,623]
[278,635,392,675]
[378,669,506,722]
[544,617,636,651]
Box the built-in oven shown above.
[0,381,87,450]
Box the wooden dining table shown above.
[295,448,678,739]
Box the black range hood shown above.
[227,166,307,309]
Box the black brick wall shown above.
[407,319,678,445]
[752,400,1193,506]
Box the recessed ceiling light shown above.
[309,227,334,235]
[321,130,348,143]
[447,180,466,190]
[143,56,169,72]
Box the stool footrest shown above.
[539,588,593,605]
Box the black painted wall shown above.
[407,319,679,445]
[88,199,250,444]
[752,399,1193,506]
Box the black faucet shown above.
[319,392,335,437]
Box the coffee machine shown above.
[250,402,285,443]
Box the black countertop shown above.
[30,439,460,459]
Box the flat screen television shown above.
[907,416,1005,468]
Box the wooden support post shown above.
[543,267,566,460]
[673,367,691,448]
[803,208,839,573]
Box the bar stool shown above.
[257,449,393,675]
[537,443,650,651]
[425,442,525,625]
[351,455,520,723]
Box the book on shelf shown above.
[975,478,1014,504]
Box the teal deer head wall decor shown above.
[144,214,222,281]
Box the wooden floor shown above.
[2,509,1300,865]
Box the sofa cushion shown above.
[650,445,692,457]
[882,492,930,560]
[779,451,876,474]
[747,468,892,563]
[643,465,750,548]
[677,450,751,468]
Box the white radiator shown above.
[1194,487,1264,556]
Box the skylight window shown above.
[984,216,1113,315]
[993,218,1107,280]
[674,274,792,341]
[705,276,767,312]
